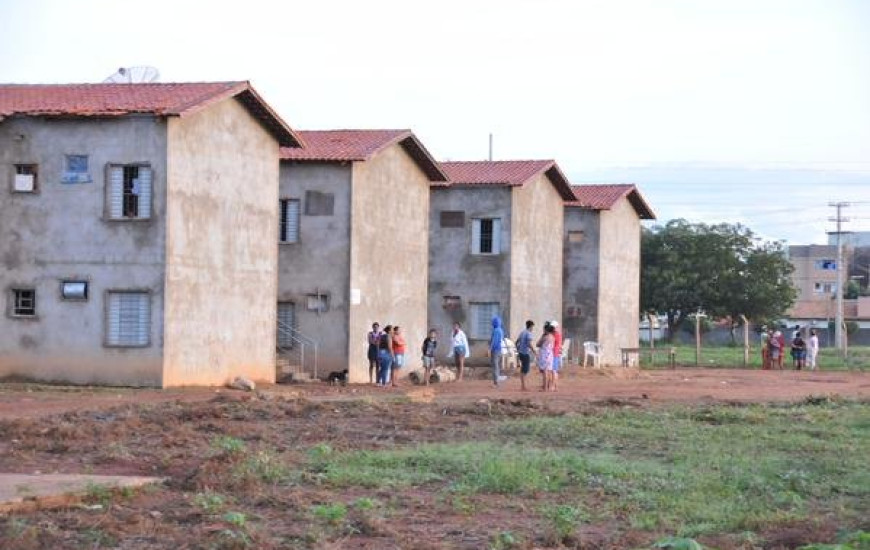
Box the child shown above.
[421,329,438,385]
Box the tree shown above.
[641,219,797,342]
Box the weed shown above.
[450,494,476,515]
[231,450,290,485]
[311,502,348,525]
[654,537,704,550]
[352,497,378,511]
[84,482,113,506]
[211,435,245,455]
[543,504,582,544]
[490,530,520,549]
[194,491,226,513]
[222,511,247,527]
[81,527,116,547]
[5,518,29,538]
[216,528,252,549]
[307,442,333,459]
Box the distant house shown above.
[785,244,870,344]
[278,130,447,382]
[563,184,655,365]
[0,82,301,387]
[429,160,574,357]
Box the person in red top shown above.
[551,321,563,392]
[391,326,407,387]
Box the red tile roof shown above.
[568,184,656,219]
[0,82,302,147]
[280,129,447,182]
[438,160,575,200]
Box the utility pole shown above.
[828,202,849,355]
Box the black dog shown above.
[327,369,348,386]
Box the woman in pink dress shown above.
[536,323,556,391]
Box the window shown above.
[815,260,836,270]
[279,199,300,243]
[567,231,585,244]
[276,302,296,348]
[11,289,36,317]
[108,165,152,220]
[469,302,500,339]
[306,293,329,312]
[440,210,465,228]
[61,281,88,300]
[471,218,501,255]
[62,154,91,183]
[442,295,461,309]
[13,164,38,193]
[814,282,837,294]
[107,164,152,219]
[106,291,150,346]
[304,191,334,216]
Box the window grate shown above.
[107,292,150,346]
[279,199,300,243]
[469,302,499,339]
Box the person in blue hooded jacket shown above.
[489,316,506,387]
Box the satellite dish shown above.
[103,66,160,84]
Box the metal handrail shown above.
[276,320,318,379]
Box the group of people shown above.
[366,322,410,387]
[761,325,819,370]
[511,318,564,392]
[367,316,565,391]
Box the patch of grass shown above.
[83,482,113,506]
[352,497,378,511]
[660,345,870,370]
[543,504,583,545]
[311,502,348,525]
[231,450,291,485]
[194,491,227,513]
[307,401,870,539]
[490,530,521,549]
[654,537,704,550]
[211,435,246,455]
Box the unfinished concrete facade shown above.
[278,130,447,382]
[563,185,655,365]
[429,161,574,359]
[0,82,300,387]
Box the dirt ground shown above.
[0,367,868,549]
[1,367,868,421]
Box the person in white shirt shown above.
[449,322,470,381]
[808,329,820,370]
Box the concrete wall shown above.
[428,187,512,360]
[278,162,352,376]
[596,197,642,365]
[562,207,601,359]
[348,144,432,382]
[0,116,167,385]
[510,174,564,343]
[163,97,279,386]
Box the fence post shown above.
[695,315,701,366]
[741,315,749,367]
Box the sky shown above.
[2,0,869,244]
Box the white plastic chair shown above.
[582,341,601,368]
